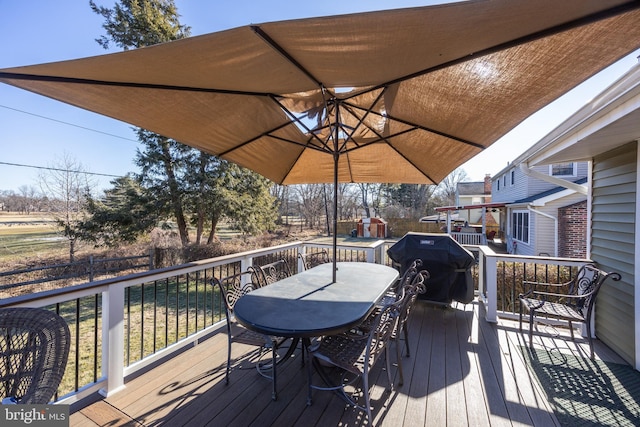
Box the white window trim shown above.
[512,209,530,244]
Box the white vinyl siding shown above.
[591,142,636,366]
[493,162,589,203]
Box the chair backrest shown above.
[569,264,621,316]
[0,307,71,404]
[213,271,257,317]
[298,250,330,270]
[365,298,403,369]
[253,259,292,287]
[396,269,430,331]
[389,258,423,296]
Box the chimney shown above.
[484,174,492,194]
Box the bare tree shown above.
[292,184,325,230]
[13,186,40,214]
[38,153,95,262]
[436,168,469,206]
[337,184,359,220]
[357,183,383,218]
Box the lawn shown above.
[0,213,66,265]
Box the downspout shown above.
[528,204,558,257]
[519,163,587,194]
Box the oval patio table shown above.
[234,262,399,338]
[233,261,399,405]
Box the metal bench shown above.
[518,264,621,358]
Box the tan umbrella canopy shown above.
[1,0,640,279]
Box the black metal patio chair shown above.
[356,264,428,387]
[213,271,291,400]
[518,264,621,358]
[393,269,429,386]
[0,307,71,404]
[252,259,292,288]
[297,250,330,271]
[308,296,403,422]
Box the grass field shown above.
[0,212,249,267]
[0,213,68,265]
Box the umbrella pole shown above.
[332,151,338,283]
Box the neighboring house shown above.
[515,59,640,370]
[491,161,589,257]
[434,176,500,246]
[454,175,493,224]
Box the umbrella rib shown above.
[342,127,437,184]
[341,1,640,100]
[217,121,292,157]
[335,89,387,153]
[0,72,278,97]
[343,101,483,150]
[267,133,328,153]
[268,95,335,154]
[251,25,323,88]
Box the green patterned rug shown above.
[521,347,640,426]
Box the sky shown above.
[1,1,639,193]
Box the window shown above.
[550,162,576,177]
[497,180,500,190]
[510,170,515,185]
[503,175,506,186]
[512,211,529,244]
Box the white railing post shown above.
[477,249,486,299]
[100,284,125,396]
[485,253,498,323]
[365,247,375,263]
[297,243,306,272]
[240,255,252,273]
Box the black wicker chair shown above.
[0,307,70,404]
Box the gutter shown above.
[519,163,587,195]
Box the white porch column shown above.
[100,284,125,396]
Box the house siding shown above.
[493,162,588,203]
[592,142,636,366]
[532,209,554,256]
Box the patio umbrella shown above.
[2,0,640,281]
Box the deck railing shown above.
[474,245,590,322]
[451,231,487,245]
[0,238,589,406]
[0,240,387,405]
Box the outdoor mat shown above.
[521,347,640,426]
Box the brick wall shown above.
[558,200,587,258]
[484,174,492,194]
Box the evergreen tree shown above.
[81,176,160,246]
[91,0,192,245]
[90,1,278,245]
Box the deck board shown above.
[70,299,626,426]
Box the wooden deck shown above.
[69,299,626,426]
